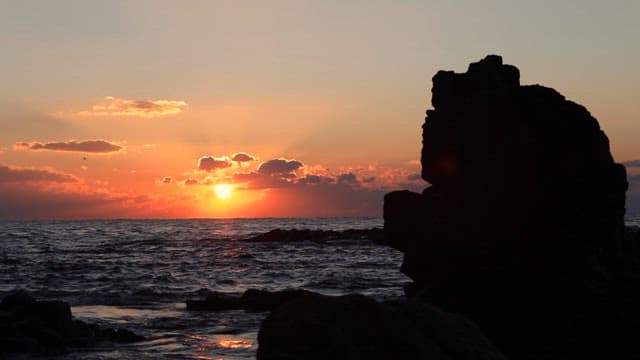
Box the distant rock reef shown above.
[384,55,635,358]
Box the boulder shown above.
[0,290,144,356]
[257,292,506,360]
[186,288,313,312]
[384,55,630,358]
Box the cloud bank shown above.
[75,96,187,117]
[0,165,79,184]
[14,140,122,154]
[623,160,640,168]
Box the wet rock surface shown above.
[187,288,313,312]
[0,290,144,356]
[257,292,507,360]
[384,55,635,358]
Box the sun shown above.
[214,183,233,200]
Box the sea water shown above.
[0,218,405,359]
[2,215,639,359]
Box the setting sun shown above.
[214,183,233,200]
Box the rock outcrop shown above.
[0,290,144,356]
[243,228,384,243]
[384,55,630,358]
[258,292,506,360]
[187,288,313,312]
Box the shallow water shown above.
[0,218,406,359]
[2,215,638,359]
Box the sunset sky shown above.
[1,1,639,219]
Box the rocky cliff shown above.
[384,55,630,358]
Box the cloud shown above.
[257,158,303,175]
[623,160,640,168]
[337,172,358,185]
[297,174,334,186]
[14,140,122,154]
[184,178,199,185]
[407,173,422,181]
[161,176,172,184]
[0,165,79,184]
[231,152,256,162]
[74,96,187,117]
[232,172,292,189]
[0,180,164,220]
[197,156,232,171]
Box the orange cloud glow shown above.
[73,96,187,117]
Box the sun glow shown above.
[214,183,233,200]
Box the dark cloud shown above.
[184,178,199,185]
[407,173,423,181]
[250,182,387,217]
[297,174,334,186]
[14,140,122,154]
[232,172,292,189]
[337,172,358,185]
[231,152,256,162]
[257,159,303,175]
[0,182,158,220]
[622,160,640,168]
[197,156,232,171]
[0,165,78,184]
[362,176,376,183]
[161,176,172,184]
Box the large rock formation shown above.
[384,55,630,358]
[258,292,507,360]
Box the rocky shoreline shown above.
[0,290,144,356]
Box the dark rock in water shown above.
[243,228,384,243]
[0,289,36,308]
[186,288,312,312]
[257,292,506,360]
[0,290,144,356]
[384,55,631,357]
[186,291,242,311]
[241,289,313,312]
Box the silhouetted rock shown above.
[384,55,631,358]
[243,228,384,243]
[186,291,240,311]
[186,288,312,312]
[241,289,313,312]
[0,290,144,356]
[257,292,506,360]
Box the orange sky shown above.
[1,1,639,219]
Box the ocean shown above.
[0,218,406,359]
[2,215,639,359]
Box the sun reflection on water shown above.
[217,339,253,349]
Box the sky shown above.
[1,0,639,219]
